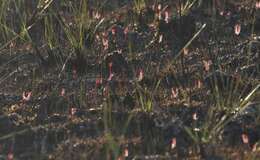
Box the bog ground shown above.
[0,0,260,160]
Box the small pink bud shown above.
[234,23,241,35]
[171,137,177,149]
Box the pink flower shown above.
[159,34,163,43]
[256,1,260,9]
[171,88,178,99]
[157,4,162,11]
[72,66,77,79]
[7,152,14,160]
[183,47,189,55]
[111,27,116,35]
[241,133,249,144]
[95,34,100,41]
[156,4,162,20]
[70,107,77,116]
[152,4,156,11]
[164,11,170,23]
[60,88,66,97]
[219,11,224,16]
[108,62,113,81]
[9,42,15,48]
[158,12,162,20]
[22,91,32,101]
[137,69,144,81]
[103,86,109,96]
[102,37,109,50]
[107,73,114,81]
[203,60,212,72]
[124,148,129,157]
[226,11,231,16]
[196,79,202,89]
[117,156,123,160]
[171,137,177,149]
[107,62,114,81]
[234,23,241,35]
[96,77,103,87]
[93,11,101,19]
[192,112,198,120]
[252,143,257,152]
[124,27,129,36]
[108,62,113,73]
